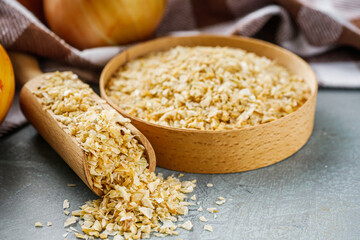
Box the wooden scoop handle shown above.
[9,52,43,87]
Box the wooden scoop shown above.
[10,53,156,197]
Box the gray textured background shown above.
[0,88,359,240]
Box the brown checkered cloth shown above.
[1,0,360,136]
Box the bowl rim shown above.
[100,35,318,134]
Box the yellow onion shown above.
[0,45,15,124]
[43,0,167,50]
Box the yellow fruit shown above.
[0,44,15,124]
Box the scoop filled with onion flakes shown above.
[35,72,196,239]
[106,46,311,130]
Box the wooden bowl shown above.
[100,35,317,174]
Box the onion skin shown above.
[43,0,167,50]
[0,45,15,124]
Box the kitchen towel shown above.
[0,0,360,137]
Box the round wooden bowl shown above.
[100,35,317,174]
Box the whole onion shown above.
[43,0,167,49]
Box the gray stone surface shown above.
[0,89,359,240]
